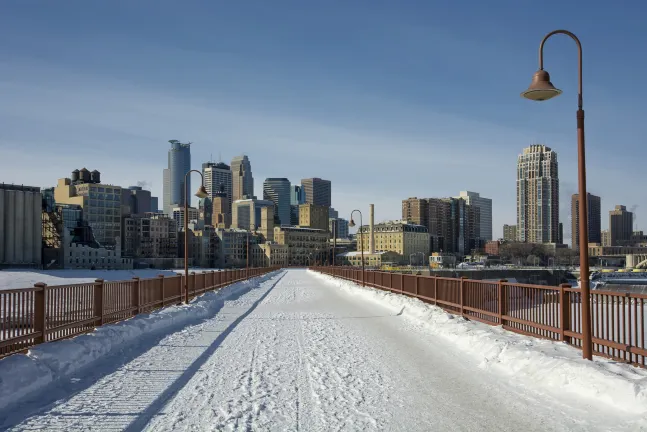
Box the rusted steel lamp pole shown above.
[184,170,209,304]
[348,209,365,286]
[521,29,593,360]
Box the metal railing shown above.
[312,266,647,368]
[0,267,276,358]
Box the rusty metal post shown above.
[94,279,104,326]
[433,276,437,306]
[415,275,419,297]
[560,283,571,343]
[190,272,196,300]
[132,277,141,315]
[158,275,165,306]
[33,283,47,344]
[498,279,507,326]
[460,277,466,317]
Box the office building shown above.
[571,193,601,249]
[259,206,275,242]
[172,206,199,228]
[503,224,517,242]
[301,178,331,207]
[211,184,232,228]
[151,197,159,213]
[163,140,191,213]
[601,229,610,247]
[123,213,178,259]
[263,178,291,226]
[455,191,492,241]
[203,162,233,208]
[122,186,152,215]
[0,184,42,267]
[330,218,349,239]
[299,203,329,232]
[274,226,330,266]
[357,220,430,259]
[402,198,428,228]
[231,155,254,201]
[516,145,559,243]
[232,199,274,230]
[290,205,300,226]
[610,205,633,246]
[54,170,122,246]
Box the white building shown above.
[455,191,493,241]
[172,206,200,228]
[232,199,274,230]
[203,162,233,207]
[63,231,132,269]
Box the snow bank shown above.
[0,268,225,290]
[0,271,280,411]
[311,271,647,415]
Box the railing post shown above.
[159,275,165,307]
[498,279,507,326]
[400,273,404,293]
[132,277,141,316]
[190,272,195,300]
[433,276,437,306]
[94,279,104,326]
[460,277,466,318]
[33,283,47,344]
[560,283,571,343]
[415,275,419,297]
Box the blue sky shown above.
[1,1,646,241]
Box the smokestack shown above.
[369,203,375,254]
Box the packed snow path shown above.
[1,269,642,431]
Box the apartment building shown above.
[273,226,329,266]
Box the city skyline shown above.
[1,2,646,240]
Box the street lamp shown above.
[521,29,593,360]
[184,170,208,304]
[348,209,365,286]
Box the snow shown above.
[311,271,647,415]
[0,269,645,431]
[0,271,278,415]
[0,268,224,290]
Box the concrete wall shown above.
[0,188,42,267]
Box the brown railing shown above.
[0,267,276,358]
[312,267,647,368]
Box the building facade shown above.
[329,218,349,239]
[0,184,42,267]
[203,162,233,209]
[610,205,634,246]
[232,199,274,230]
[63,230,132,270]
[299,203,329,232]
[456,191,492,241]
[54,172,122,246]
[258,243,289,267]
[357,220,430,259]
[273,226,329,266]
[123,213,178,259]
[231,155,254,201]
[571,193,601,249]
[516,145,559,243]
[172,206,200,228]
[291,185,305,206]
[121,186,152,215]
[503,224,517,242]
[215,229,264,268]
[263,178,292,226]
[301,178,331,207]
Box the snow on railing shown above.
[0,267,276,358]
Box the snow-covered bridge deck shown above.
[1,269,645,431]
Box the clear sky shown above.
[1,1,646,241]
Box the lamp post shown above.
[183,170,208,304]
[521,29,592,360]
[348,209,365,286]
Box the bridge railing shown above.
[311,266,647,368]
[0,267,278,359]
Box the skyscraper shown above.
[516,145,559,243]
[571,193,601,249]
[163,140,191,214]
[162,169,170,215]
[263,178,291,226]
[231,155,254,201]
[609,205,633,246]
[301,178,331,207]
[455,191,492,241]
[203,162,233,208]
